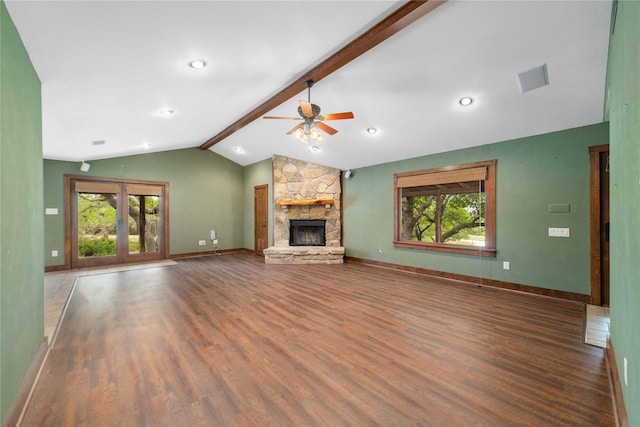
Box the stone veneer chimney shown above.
[264,155,344,264]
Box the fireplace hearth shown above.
[289,219,326,246]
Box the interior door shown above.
[254,184,268,256]
[69,177,168,269]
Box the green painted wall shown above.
[242,158,273,250]
[0,1,44,422]
[344,123,608,296]
[606,1,640,424]
[43,148,244,266]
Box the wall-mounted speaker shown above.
[80,161,90,172]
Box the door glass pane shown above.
[127,194,160,254]
[77,192,117,258]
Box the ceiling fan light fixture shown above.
[264,80,353,143]
[294,123,324,144]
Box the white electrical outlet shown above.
[212,239,218,245]
[198,240,206,246]
[503,261,510,270]
[51,250,58,257]
[548,227,570,237]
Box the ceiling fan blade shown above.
[286,124,304,135]
[316,121,338,135]
[318,112,354,121]
[299,100,314,118]
[263,116,302,120]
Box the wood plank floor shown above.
[24,253,614,426]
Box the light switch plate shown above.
[548,227,570,237]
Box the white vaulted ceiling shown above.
[4,0,611,171]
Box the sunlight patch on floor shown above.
[585,304,610,348]
[44,260,177,343]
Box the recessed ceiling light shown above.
[159,109,175,117]
[233,147,243,153]
[188,59,208,70]
[366,127,378,135]
[459,97,473,106]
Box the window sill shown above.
[393,240,496,257]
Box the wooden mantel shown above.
[276,199,333,206]
[276,199,333,212]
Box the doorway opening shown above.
[589,145,610,306]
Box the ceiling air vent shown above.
[518,64,549,93]
[92,140,106,146]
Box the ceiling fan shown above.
[263,80,354,143]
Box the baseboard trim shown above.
[170,248,251,260]
[44,264,69,273]
[45,249,254,272]
[606,338,629,427]
[345,256,590,303]
[2,338,50,427]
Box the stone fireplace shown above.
[264,155,345,264]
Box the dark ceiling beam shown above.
[199,0,446,150]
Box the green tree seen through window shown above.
[401,189,485,246]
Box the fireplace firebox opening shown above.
[289,219,326,246]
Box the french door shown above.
[66,176,169,269]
